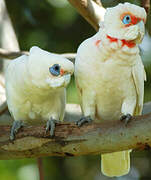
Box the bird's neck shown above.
[94,30,140,66]
[106,35,136,49]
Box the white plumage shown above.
[5,46,74,139]
[75,2,146,177]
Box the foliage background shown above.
[0,0,151,179]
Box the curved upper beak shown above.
[138,21,145,35]
[135,20,145,43]
[60,64,74,76]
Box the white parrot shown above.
[75,3,146,177]
[5,46,74,140]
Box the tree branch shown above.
[0,48,76,62]
[37,158,44,180]
[0,103,150,160]
[142,0,150,13]
[0,102,7,116]
[0,0,20,72]
[0,0,150,160]
[67,0,106,31]
[92,0,102,6]
[0,48,29,59]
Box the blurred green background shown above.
[0,0,151,179]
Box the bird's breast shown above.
[93,61,136,121]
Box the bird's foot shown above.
[46,118,60,137]
[75,116,92,127]
[120,114,132,125]
[10,121,24,140]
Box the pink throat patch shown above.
[106,35,136,48]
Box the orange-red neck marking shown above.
[106,35,136,48]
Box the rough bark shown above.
[0,103,150,160]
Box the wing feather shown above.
[132,57,146,115]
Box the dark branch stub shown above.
[142,0,150,13]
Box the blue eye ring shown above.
[49,64,60,76]
[122,15,131,25]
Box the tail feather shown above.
[101,150,130,177]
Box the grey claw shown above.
[120,114,132,125]
[10,121,23,140]
[75,116,92,127]
[46,118,59,137]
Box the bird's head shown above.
[27,46,74,89]
[103,3,147,43]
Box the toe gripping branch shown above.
[10,121,24,140]
[46,118,60,137]
[120,114,132,125]
[75,116,92,127]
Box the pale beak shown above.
[138,20,145,34]
[135,20,145,43]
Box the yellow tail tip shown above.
[102,167,130,177]
[101,150,130,177]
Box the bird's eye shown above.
[49,64,60,76]
[122,15,131,25]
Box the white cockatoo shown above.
[75,3,146,177]
[5,46,74,140]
